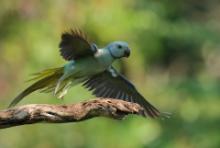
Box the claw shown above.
[55,81,72,99]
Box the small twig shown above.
[0,98,146,129]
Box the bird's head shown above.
[106,41,131,59]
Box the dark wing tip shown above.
[70,29,88,41]
[83,68,166,119]
[143,105,171,119]
[59,29,93,61]
[144,107,161,118]
[59,29,89,48]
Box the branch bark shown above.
[0,98,146,129]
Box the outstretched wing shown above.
[59,29,96,60]
[83,67,161,118]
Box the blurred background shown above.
[0,0,220,148]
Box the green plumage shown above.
[9,68,64,107]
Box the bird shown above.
[8,29,165,118]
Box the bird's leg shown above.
[57,81,72,99]
[54,76,65,96]
[54,60,75,96]
[107,66,118,77]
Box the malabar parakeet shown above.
[9,29,163,118]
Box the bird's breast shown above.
[74,57,108,77]
[95,49,115,68]
[69,49,114,78]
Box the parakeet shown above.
[9,29,163,118]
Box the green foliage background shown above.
[0,0,219,148]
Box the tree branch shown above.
[0,98,146,129]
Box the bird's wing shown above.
[83,67,161,118]
[59,29,96,60]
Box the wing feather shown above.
[59,29,95,60]
[83,67,162,118]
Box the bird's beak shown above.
[124,48,131,57]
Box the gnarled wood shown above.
[0,98,147,129]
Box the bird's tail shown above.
[8,67,64,108]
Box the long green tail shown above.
[8,67,64,107]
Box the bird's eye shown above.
[117,45,122,49]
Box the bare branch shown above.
[0,98,146,129]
